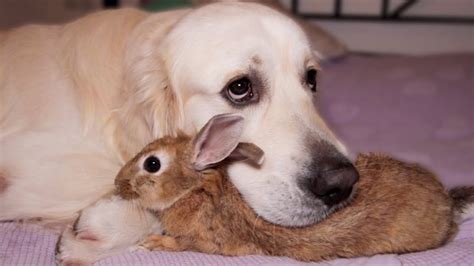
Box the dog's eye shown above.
[306,69,318,92]
[226,77,254,103]
[143,156,161,173]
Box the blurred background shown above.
[0,0,472,55]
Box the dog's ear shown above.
[192,114,245,171]
[124,33,185,139]
[113,13,186,160]
[227,142,265,166]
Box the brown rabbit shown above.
[115,113,473,262]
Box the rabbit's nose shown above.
[115,178,139,200]
[309,162,359,207]
[135,176,148,186]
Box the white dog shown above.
[0,2,358,263]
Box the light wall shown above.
[0,0,139,29]
[280,0,474,55]
[1,0,473,55]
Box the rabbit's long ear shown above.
[192,114,245,171]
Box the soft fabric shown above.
[320,53,473,188]
[1,53,473,265]
[1,218,473,265]
[192,0,348,60]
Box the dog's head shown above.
[123,2,358,226]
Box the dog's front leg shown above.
[56,194,161,266]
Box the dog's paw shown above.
[55,227,100,266]
[140,235,182,252]
[56,195,163,264]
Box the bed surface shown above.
[1,53,473,265]
[320,53,473,188]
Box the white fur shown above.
[0,2,347,233]
[57,195,161,265]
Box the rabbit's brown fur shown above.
[116,134,463,261]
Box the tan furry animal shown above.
[115,113,473,262]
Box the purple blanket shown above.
[1,53,473,265]
[1,218,473,265]
[320,53,473,188]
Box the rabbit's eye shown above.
[144,156,161,173]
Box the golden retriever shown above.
[1,2,357,262]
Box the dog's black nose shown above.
[309,162,359,207]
